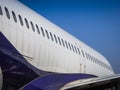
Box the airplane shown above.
[0,0,120,90]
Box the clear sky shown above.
[19,0,120,74]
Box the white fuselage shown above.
[0,0,114,80]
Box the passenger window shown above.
[68,42,71,50]
[58,37,61,45]
[5,7,10,19]
[41,27,45,37]
[81,50,85,57]
[61,39,65,47]
[89,54,92,60]
[36,24,40,34]
[96,58,98,64]
[30,21,35,32]
[0,6,3,15]
[45,30,49,39]
[18,15,23,26]
[93,57,96,63]
[12,11,17,22]
[50,32,54,41]
[74,46,78,53]
[25,18,29,29]
[54,34,58,43]
[71,44,75,52]
[65,41,68,49]
[91,56,94,62]
[77,48,81,55]
[89,54,91,60]
[85,52,87,59]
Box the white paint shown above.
[0,0,114,79]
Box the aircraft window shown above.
[96,59,98,64]
[92,56,95,62]
[92,56,94,62]
[58,37,61,45]
[77,48,81,55]
[18,15,23,26]
[71,44,75,52]
[89,54,91,60]
[100,61,102,66]
[86,53,88,59]
[90,55,92,60]
[94,57,96,63]
[61,39,65,47]
[94,57,96,62]
[96,58,98,64]
[5,7,10,19]
[54,34,58,43]
[50,32,54,41]
[25,18,29,29]
[0,6,3,15]
[81,50,85,57]
[97,59,99,64]
[91,56,93,61]
[30,21,35,32]
[90,55,93,61]
[91,55,93,61]
[12,11,17,23]
[68,42,71,50]
[65,41,68,49]
[87,54,89,59]
[41,27,45,37]
[74,46,78,53]
[45,30,49,39]
[36,24,40,34]
[98,60,101,66]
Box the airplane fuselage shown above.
[0,0,114,90]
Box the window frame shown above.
[68,42,71,50]
[30,21,35,32]
[71,44,75,52]
[54,34,58,43]
[45,30,49,39]
[36,24,40,34]
[61,39,65,47]
[77,48,81,55]
[74,46,78,53]
[0,6,3,15]
[12,11,17,23]
[41,27,45,37]
[25,18,29,29]
[81,50,85,57]
[18,15,23,26]
[65,41,68,49]
[5,7,10,19]
[58,36,61,45]
[50,32,54,41]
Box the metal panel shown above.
[23,31,29,56]
[16,29,22,53]
[29,34,34,59]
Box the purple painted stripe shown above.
[23,73,96,90]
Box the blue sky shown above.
[19,0,120,74]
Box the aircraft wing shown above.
[61,74,120,90]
